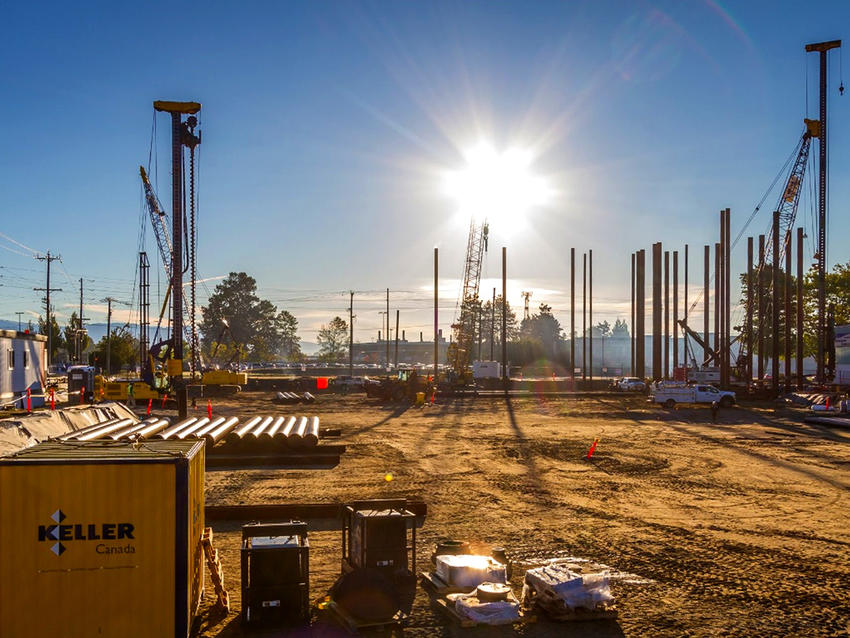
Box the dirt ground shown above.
[193,391,850,637]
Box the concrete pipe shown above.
[226,416,263,445]
[303,416,320,447]
[156,417,200,440]
[204,416,240,446]
[77,418,136,442]
[59,419,120,440]
[175,417,211,440]
[302,392,316,403]
[289,416,308,447]
[134,418,171,439]
[195,416,226,440]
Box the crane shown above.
[139,165,203,371]
[734,118,818,377]
[449,218,489,381]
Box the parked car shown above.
[333,375,364,390]
[617,377,647,393]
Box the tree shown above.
[612,318,629,338]
[63,312,91,362]
[521,303,565,352]
[91,326,138,374]
[479,295,519,357]
[317,316,348,362]
[199,272,301,363]
[590,320,611,337]
[739,263,800,362]
[37,315,63,361]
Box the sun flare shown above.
[442,142,554,227]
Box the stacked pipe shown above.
[55,414,320,451]
[219,415,321,452]
[275,391,310,404]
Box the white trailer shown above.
[473,361,501,379]
[651,384,735,408]
[0,330,46,408]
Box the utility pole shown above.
[386,288,390,369]
[349,291,354,377]
[394,309,400,368]
[77,277,89,363]
[805,40,841,384]
[589,249,593,380]
[15,312,23,332]
[490,287,496,362]
[104,297,114,376]
[434,248,438,379]
[34,251,62,368]
[501,247,507,383]
[521,291,532,321]
[570,248,575,379]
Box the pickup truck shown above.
[651,384,736,408]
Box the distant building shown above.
[355,336,449,365]
[0,330,47,407]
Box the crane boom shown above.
[139,165,203,367]
[450,218,489,376]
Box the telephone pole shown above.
[77,278,89,363]
[34,251,62,367]
[101,297,130,376]
[15,312,24,332]
[349,291,354,376]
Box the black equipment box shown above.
[241,521,309,627]
[342,500,416,572]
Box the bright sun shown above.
[442,142,553,227]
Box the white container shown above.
[436,554,507,588]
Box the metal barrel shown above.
[303,392,315,403]
[278,416,297,447]
[134,418,171,439]
[260,416,286,440]
[302,416,320,447]
[77,418,136,441]
[175,417,211,440]
[205,416,240,445]
[155,417,200,440]
[226,416,262,444]
[109,419,157,441]
[250,416,274,438]
[289,416,308,447]
[59,418,120,440]
[195,416,226,439]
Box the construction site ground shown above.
[195,391,850,637]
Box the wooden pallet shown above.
[419,570,477,595]
[426,587,524,628]
[324,600,408,634]
[201,527,230,614]
[522,586,617,622]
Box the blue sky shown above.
[1,1,847,344]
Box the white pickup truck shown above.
[652,384,736,408]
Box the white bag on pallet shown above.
[523,561,614,610]
[449,592,520,625]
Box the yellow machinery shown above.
[201,369,248,386]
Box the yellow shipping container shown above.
[0,439,205,637]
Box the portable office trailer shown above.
[0,329,46,407]
[0,439,205,637]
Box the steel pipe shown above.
[204,416,240,445]
[227,416,262,444]
[280,416,297,446]
[156,417,200,440]
[303,416,320,447]
[289,416,308,447]
[196,416,226,439]
[250,416,275,438]
[261,416,286,441]
[110,419,158,440]
[176,417,211,440]
[77,418,136,441]
[59,418,120,440]
[134,418,171,439]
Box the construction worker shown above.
[127,382,136,407]
[711,400,719,423]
